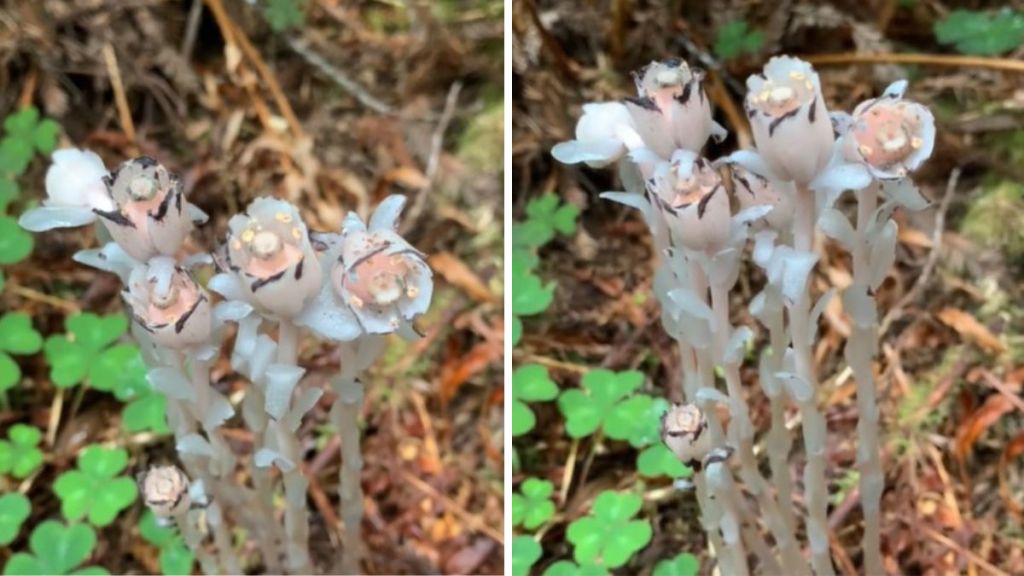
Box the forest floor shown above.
[0,1,503,574]
[513,0,1024,574]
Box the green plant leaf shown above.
[511,535,542,576]
[542,561,611,576]
[0,215,33,265]
[557,370,644,439]
[515,195,579,248]
[566,491,651,569]
[1,521,100,575]
[53,445,137,527]
[44,335,91,389]
[636,443,692,479]
[89,344,146,396]
[123,393,170,434]
[33,119,59,154]
[512,399,536,437]
[935,9,1024,56]
[0,424,44,479]
[0,353,19,394]
[512,269,555,317]
[714,20,764,59]
[265,0,306,31]
[0,493,30,545]
[3,107,40,138]
[0,312,44,355]
[159,539,195,575]
[44,314,128,389]
[139,510,175,547]
[511,364,558,437]
[0,179,17,211]
[512,477,556,529]
[67,313,128,352]
[603,395,669,447]
[653,552,700,576]
[511,316,523,347]
[0,138,32,177]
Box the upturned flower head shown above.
[94,157,205,261]
[295,196,433,339]
[840,80,934,180]
[138,465,191,518]
[661,403,711,466]
[220,198,323,319]
[648,151,731,254]
[551,102,643,168]
[728,163,794,231]
[745,57,834,184]
[19,148,112,231]
[123,257,211,350]
[623,59,720,159]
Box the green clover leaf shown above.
[511,535,542,576]
[0,493,30,545]
[0,107,59,177]
[83,343,169,434]
[566,491,652,569]
[512,268,555,317]
[0,312,43,393]
[123,393,170,434]
[653,552,700,576]
[54,445,138,527]
[0,424,44,479]
[265,0,306,31]
[542,560,611,576]
[514,195,579,248]
[0,215,33,266]
[512,364,559,436]
[713,20,764,60]
[2,521,107,575]
[603,395,669,447]
[935,9,1024,56]
[44,313,129,389]
[558,370,643,439]
[637,443,692,479]
[139,510,195,575]
[512,477,556,530]
[0,179,17,211]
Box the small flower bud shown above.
[840,81,934,180]
[661,403,712,467]
[745,57,834,184]
[222,198,323,319]
[93,157,203,261]
[648,151,731,254]
[20,148,112,232]
[123,257,211,349]
[139,465,191,518]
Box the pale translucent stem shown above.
[706,462,750,576]
[850,185,884,574]
[241,389,285,574]
[762,291,797,537]
[208,502,242,576]
[275,320,312,574]
[790,185,835,576]
[176,509,219,576]
[710,280,808,575]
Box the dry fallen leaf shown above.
[428,251,496,303]
[999,430,1024,518]
[936,307,1006,355]
[954,393,1013,465]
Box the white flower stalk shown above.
[745,57,834,185]
[216,197,324,319]
[831,81,935,575]
[19,148,113,231]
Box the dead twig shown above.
[881,167,959,334]
[400,81,462,236]
[805,52,1024,73]
[284,35,395,116]
[399,470,504,544]
[102,43,137,147]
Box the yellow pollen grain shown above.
[275,212,292,223]
[350,295,364,309]
[406,286,419,299]
[911,137,923,149]
[291,227,302,240]
[240,229,255,243]
[804,80,813,91]
[858,144,873,157]
[789,71,805,80]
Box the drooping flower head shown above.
[138,465,191,518]
[552,58,723,169]
[840,80,935,180]
[123,257,211,350]
[624,58,721,159]
[295,196,432,339]
[648,151,731,254]
[745,57,834,185]
[728,163,794,231]
[95,157,205,261]
[20,148,112,231]
[661,403,712,467]
[219,198,323,319]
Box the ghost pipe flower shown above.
[19,148,113,231]
[745,56,834,186]
[123,258,212,350]
[648,151,732,255]
[826,81,935,575]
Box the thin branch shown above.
[284,35,395,116]
[804,52,1024,73]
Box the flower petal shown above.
[19,205,97,231]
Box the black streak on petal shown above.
[94,208,135,228]
[697,185,720,219]
[733,172,755,197]
[152,190,173,221]
[676,81,693,106]
[807,97,817,124]
[294,257,304,280]
[251,270,286,293]
[135,156,159,169]
[174,294,205,334]
[768,106,801,137]
[624,96,660,113]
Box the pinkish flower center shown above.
[750,72,814,116]
[235,227,303,279]
[668,163,720,208]
[853,104,922,167]
[251,231,283,260]
[145,276,198,325]
[129,176,158,201]
[343,252,415,308]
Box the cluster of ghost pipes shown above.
[19,152,433,574]
[554,56,934,575]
